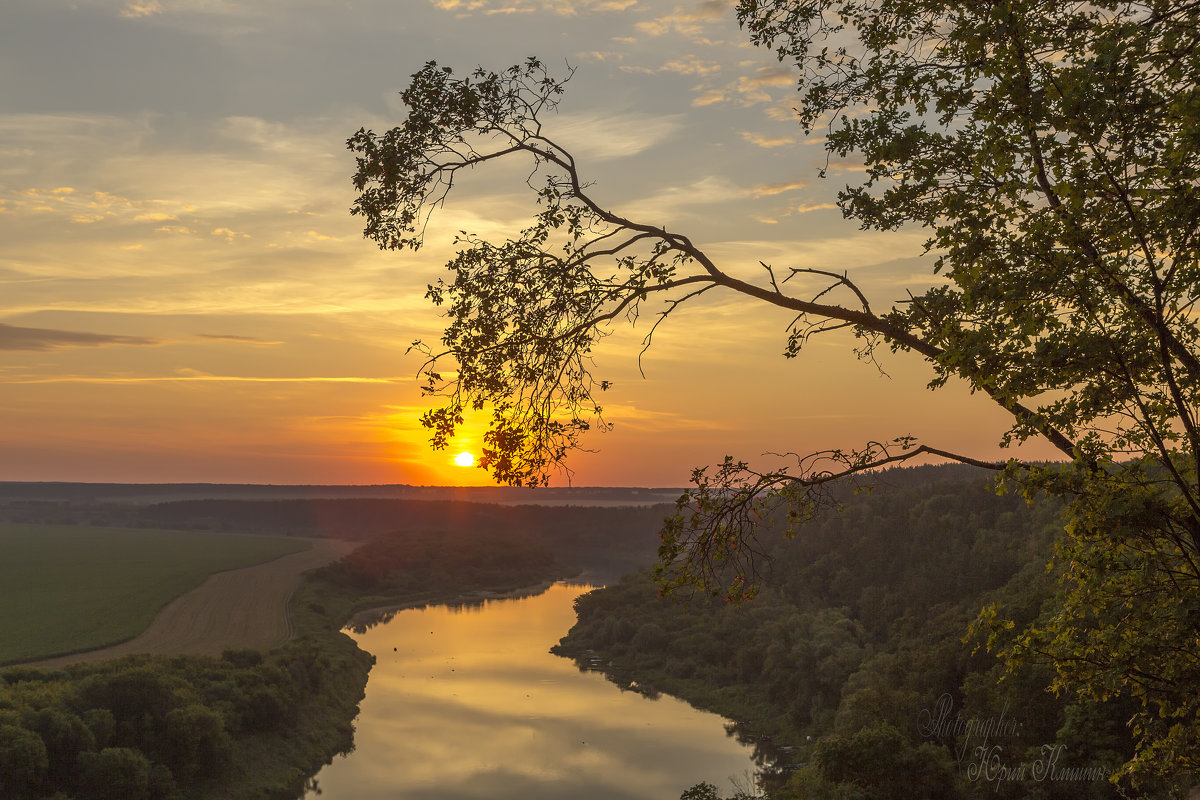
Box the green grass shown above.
[0,524,309,664]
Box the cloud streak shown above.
[550,110,684,160]
[0,322,159,351]
[196,333,284,345]
[0,374,407,384]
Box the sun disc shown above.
[453,451,475,467]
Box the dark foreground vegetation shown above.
[0,641,370,800]
[555,467,1175,800]
[0,524,568,799]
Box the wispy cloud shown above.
[120,1,164,18]
[740,131,797,148]
[212,227,251,242]
[620,175,740,221]
[746,180,806,198]
[691,88,728,106]
[429,0,637,16]
[550,110,684,160]
[603,403,735,432]
[739,66,793,88]
[659,56,723,76]
[0,323,159,351]
[635,0,731,38]
[196,333,283,345]
[1,374,408,385]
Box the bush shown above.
[0,722,49,798]
[77,747,152,800]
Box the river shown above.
[304,582,759,799]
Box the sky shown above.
[0,0,1062,486]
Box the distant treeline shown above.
[0,482,681,504]
[555,466,1147,799]
[1,498,670,582]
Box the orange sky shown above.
[0,0,1063,486]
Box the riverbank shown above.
[341,578,567,631]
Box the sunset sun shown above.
[452,451,476,468]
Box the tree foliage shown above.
[348,0,1200,784]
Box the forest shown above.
[555,466,1161,799]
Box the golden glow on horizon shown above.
[0,2,1072,486]
[453,451,476,467]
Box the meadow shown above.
[0,523,308,664]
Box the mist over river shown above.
[305,582,759,799]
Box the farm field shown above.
[30,536,359,668]
[0,523,310,664]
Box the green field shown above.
[0,524,309,664]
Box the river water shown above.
[305,582,759,799]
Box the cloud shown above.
[691,89,727,107]
[746,180,806,198]
[602,403,734,432]
[765,100,802,122]
[428,0,636,15]
[0,323,159,351]
[659,57,722,76]
[795,202,839,214]
[212,227,251,242]
[824,162,869,173]
[619,175,740,221]
[549,110,684,160]
[740,67,793,88]
[2,374,407,384]
[89,190,135,209]
[196,333,283,345]
[740,131,797,148]
[635,0,731,38]
[121,1,164,18]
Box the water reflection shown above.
[305,583,758,800]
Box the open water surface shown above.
[305,582,759,799]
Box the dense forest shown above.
[555,467,1167,799]
[0,525,568,799]
[0,641,370,800]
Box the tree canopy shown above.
[348,0,1200,786]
